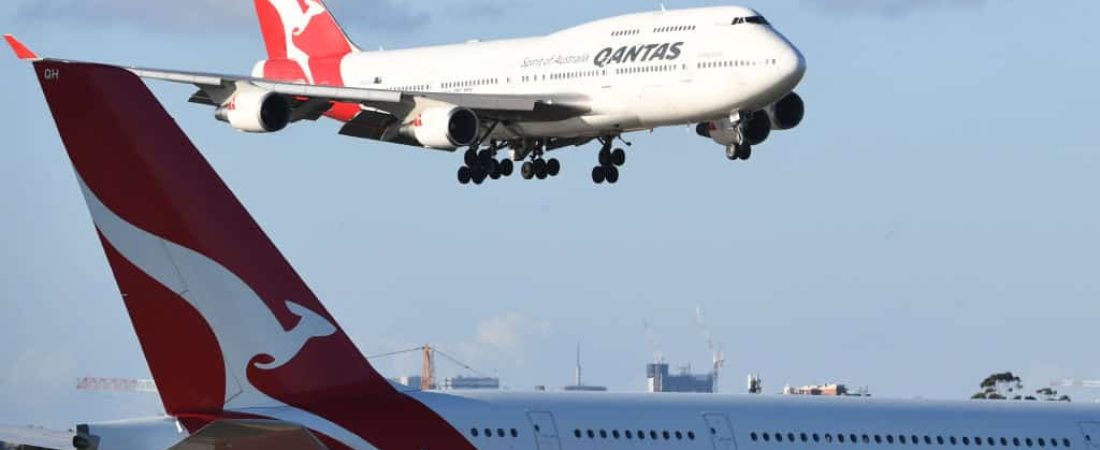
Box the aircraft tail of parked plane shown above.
[30,59,469,450]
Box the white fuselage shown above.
[332,6,806,139]
[413,390,1100,450]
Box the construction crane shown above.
[367,344,492,390]
[695,305,725,392]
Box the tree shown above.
[971,372,1070,402]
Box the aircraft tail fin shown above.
[253,0,358,85]
[31,60,390,417]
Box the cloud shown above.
[806,0,986,18]
[13,0,431,32]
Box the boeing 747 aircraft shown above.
[5,0,806,184]
[3,59,1098,450]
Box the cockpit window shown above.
[732,16,769,26]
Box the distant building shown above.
[392,375,501,390]
[647,363,716,393]
[441,376,500,390]
[783,383,869,397]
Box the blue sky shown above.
[2,0,1099,429]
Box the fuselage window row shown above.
[697,59,778,69]
[654,25,696,33]
[469,427,519,438]
[748,432,1072,449]
[572,428,697,441]
[611,29,640,37]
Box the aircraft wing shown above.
[133,65,590,122]
[166,420,329,450]
[0,425,75,450]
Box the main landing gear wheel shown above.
[726,143,752,161]
[520,157,560,181]
[592,166,620,184]
[593,143,626,184]
[459,143,513,185]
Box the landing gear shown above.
[726,143,752,161]
[520,156,561,180]
[458,141,513,185]
[592,136,627,184]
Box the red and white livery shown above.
[5,57,1100,450]
[8,0,808,184]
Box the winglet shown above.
[4,34,40,61]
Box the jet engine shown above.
[764,92,805,130]
[408,106,480,150]
[696,111,771,146]
[214,86,291,133]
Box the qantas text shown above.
[593,42,684,68]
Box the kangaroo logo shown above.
[79,177,374,449]
[289,0,327,37]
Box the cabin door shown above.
[528,411,563,450]
[704,413,738,450]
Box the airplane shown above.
[3,0,807,185]
[5,57,1100,450]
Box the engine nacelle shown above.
[696,111,771,146]
[765,92,805,130]
[75,417,188,450]
[215,86,291,133]
[408,106,480,150]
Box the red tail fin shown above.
[33,59,390,411]
[253,0,357,86]
[33,60,473,450]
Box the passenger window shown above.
[964,437,971,445]
[803,433,810,443]
[789,433,796,442]
[888,435,895,444]
[938,437,946,445]
[826,434,833,443]
[638,430,646,440]
[900,435,907,444]
[485,428,492,437]
[926,436,934,445]
[914,435,921,445]
[651,431,659,440]
[574,429,581,438]
[626,430,633,439]
[471,428,479,437]
[1052,438,1058,448]
[1015,438,1022,447]
[587,430,595,439]
[1028,438,1034,447]
[1064,439,1072,447]
[613,430,620,439]
[600,430,607,439]
[839,434,846,443]
[764,433,771,442]
[664,431,671,440]
[853,434,860,443]
[689,432,697,440]
[813,433,821,443]
[777,433,784,442]
[677,431,684,440]
[876,435,883,444]
[1039,439,1047,447]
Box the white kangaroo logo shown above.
[79,177,375,450]
[289,0,327,37]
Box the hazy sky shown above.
[2,0,1099,429]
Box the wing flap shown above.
[167,420,329,450]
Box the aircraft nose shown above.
[779,43,806,88]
